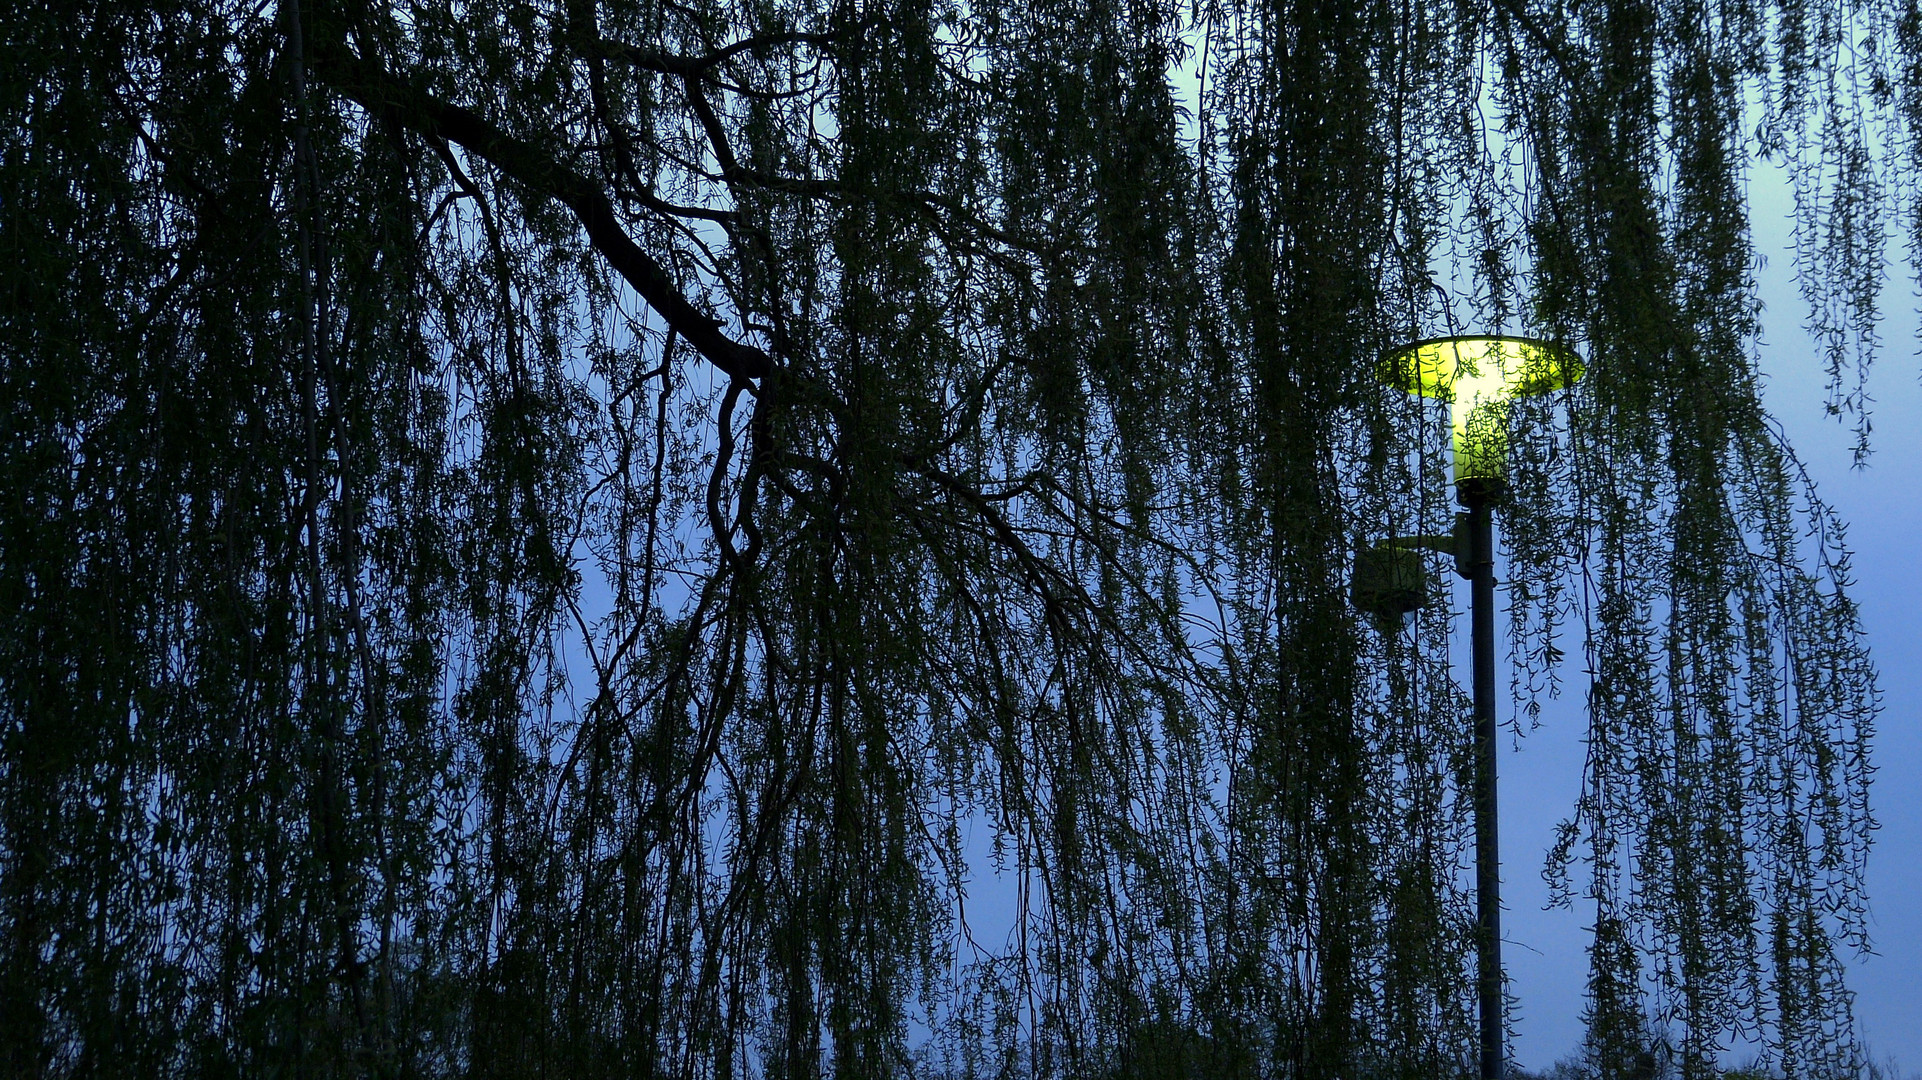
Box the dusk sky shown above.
[1499,159,1922,1073]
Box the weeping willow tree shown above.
[0,0,1891,1074]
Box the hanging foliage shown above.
[0,0,1885,1075]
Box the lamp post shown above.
[1352,336,1583,1080]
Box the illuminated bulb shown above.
[1380,336,1583,482]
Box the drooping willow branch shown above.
[0,0,1890,1077]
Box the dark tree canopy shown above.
[0,0,1889,1075]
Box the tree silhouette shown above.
[0,0,1884,1076]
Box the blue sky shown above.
[1146,37,1922,1067]
[1499,164,1922,1073]
[557,64,1916,1068]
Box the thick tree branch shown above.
[598,31,840,78]
[313,48,774,382]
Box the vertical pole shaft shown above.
[1462,483,1503,1080]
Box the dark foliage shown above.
[0,0,1886,1075]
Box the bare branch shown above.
[313,45,775,381]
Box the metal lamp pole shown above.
[1460,476,1503,1080]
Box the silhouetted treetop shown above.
[0,0,1888,1075]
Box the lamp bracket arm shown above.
[1378,534,1455,554]
[1377,515,1474,579]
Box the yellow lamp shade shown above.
[1381,336,1583,481]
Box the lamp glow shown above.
[1381,336,1583,481]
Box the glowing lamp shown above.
[1381,336,1583,482]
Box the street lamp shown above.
[1353,335,1582,1080]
